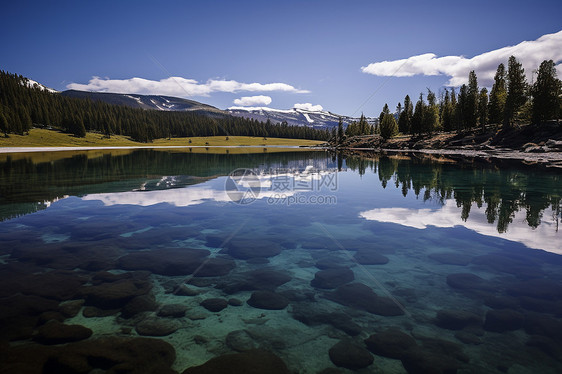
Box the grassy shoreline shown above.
[0,128,324,148]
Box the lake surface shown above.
[1,148,561,373]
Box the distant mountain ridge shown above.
[60,90,227,117]
[59,89,372,128]
[227,106,377,129]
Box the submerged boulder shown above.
[483,309,524,332]
[135,317,180,337]
[364,328,416,359]
[118,248,210,276]
[200,298,228,312]
[182,349,290,374]
[328,340,373,370]
[34,320,92,345]
[435,309,482,330]
[310,267,354,289]
[247,291,289,310]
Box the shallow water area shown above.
[0,149,561,373]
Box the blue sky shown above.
[2,0,561,117]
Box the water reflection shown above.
[341,153,562,235]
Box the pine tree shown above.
[450,88,458,130]
[456,85,468,132]
[411,94,425,136]
[337,117,344,144]
[488,63,507,125]
[423,89,440,134]
[398,95,413,134]
[380,113,398,139]
[441,89,454,131]
[466,70,479,129]
[0,110,8,137]
[504,56,527,127]
[531,59,561,125]
[478,88,489,130]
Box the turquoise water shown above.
[1,149,561,373]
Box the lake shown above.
[1,148,561,373]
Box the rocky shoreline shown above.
[324,124,562,169]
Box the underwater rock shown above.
[82,306,120,318]
[506,278,562,300]
[34,320,92,344]
[526,335,562,361]
[523,313,562,339]
[158,304,189,317]
[135,317,180,337]
[19,270,87,301]
[353,250,389,265]
[328,340,373,370]
[472,253,543,279]
[428,252,472,266]
[121,294,158,318]
[435,309,482,330]
[314,256,349,270]
[226,240,282,260]
[364,328,417,359]
[241,268,292,291]
[484,296,519,310]
[310,267,354,289]
[326,283,405,316]
[401,346,461,374]
[181,349,290,374]
[518,296,562,314]
[4,337,177,374]
[247,291,289,310]
[446,273,491,291]
[228,298,243,306]
[225,330,257,352]
[217,269,292,294]
[200,298,228,312]
[91,271,133,284]
[454,331,482,345]
[194,258,236,277]
[174,284,200,296]
[58,299,84,318]
[118,248,210,276]
[291,304,361,336]
[38,311,66,324]
[80,278,152,309]
[483,309,524,332]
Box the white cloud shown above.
[293,103,324,111]
[359,201,562,254]
[233,95,272,106]
[361,30,562,86]
[67,76,309,97]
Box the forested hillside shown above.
[0,71,330,142]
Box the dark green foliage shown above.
[398,95,413,134]
[345,114,372,137]
[410,94,425,136]
[531,60,561,124]
[380,113,398,139]
[488,63,507,125]
[423,89,440,134]
[466,71,479,129]
[504,56,528,127]
[478,88,488,129]
[0,71,329,141]
[337,117,344,144]
[440,89,454,131]
[456,85,468,132]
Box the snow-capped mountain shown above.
[227,106,376,129]
[24,78,59,93]
[61,90,227,117]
